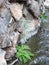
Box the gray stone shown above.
[4,47,16,61]
[0,31,20,48]
[9,31,20,48]
[0,49,7,65]
[27,0,40,18]
[2,34,12,48]
[0,7,12,34]
[38,0,45,13]
[22,7,34,20]
[18,18,40,43]
[0,0,5,7]
[44,0,49,8]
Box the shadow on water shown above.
[14,9,49,65]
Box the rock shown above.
[4,47,16,61]
[27,0,40,18]
[0,31,20,48]
[9,31,20,48]
[10,3,23,20]
[0,18,8,34]
[2,34,12,48]
[9,0,16,3]
[0,5,20,49]
[44,0,49,8]
[1,7,11,22]
[0,36,3,48]
[0,0,5,7]
[0,7,12,34]
[38,0,45,13]
[0,49,7,65]
[18,18,40,43]
[7,17,17,33]
[22,7,33,20]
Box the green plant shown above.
[16,45,34,63]
[40,13,48,19]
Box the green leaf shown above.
[22,56,28,63]
[26,51,34,56]
[16,45,34,63]
[21,45,30,50]
[40,13,48,19]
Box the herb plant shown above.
[16,45,34,63]
[40,13,48,19]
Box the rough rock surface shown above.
[27,0,41,18]
[0,49,7,65]
[44,0,49,8]
[9,31,20,48]
[0,6,12,34]
[0,0,5,7]
[1,34,12,48]
[22,7,33,20]
[4,47,16,61]
[18,18,40,43]
[10,3,23,20]
[0,0,43,63]
[0,3,20,61]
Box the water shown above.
[14,9,49,65]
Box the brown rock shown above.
[22,7,33,20]
[0,49,7,65]
[18,18,40,43]
[0,0,5,7]
[9,31,20,48]
[27,0,41,18]
[10,3,23,20]
[4,47,16,61]
[1,34,12,48]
